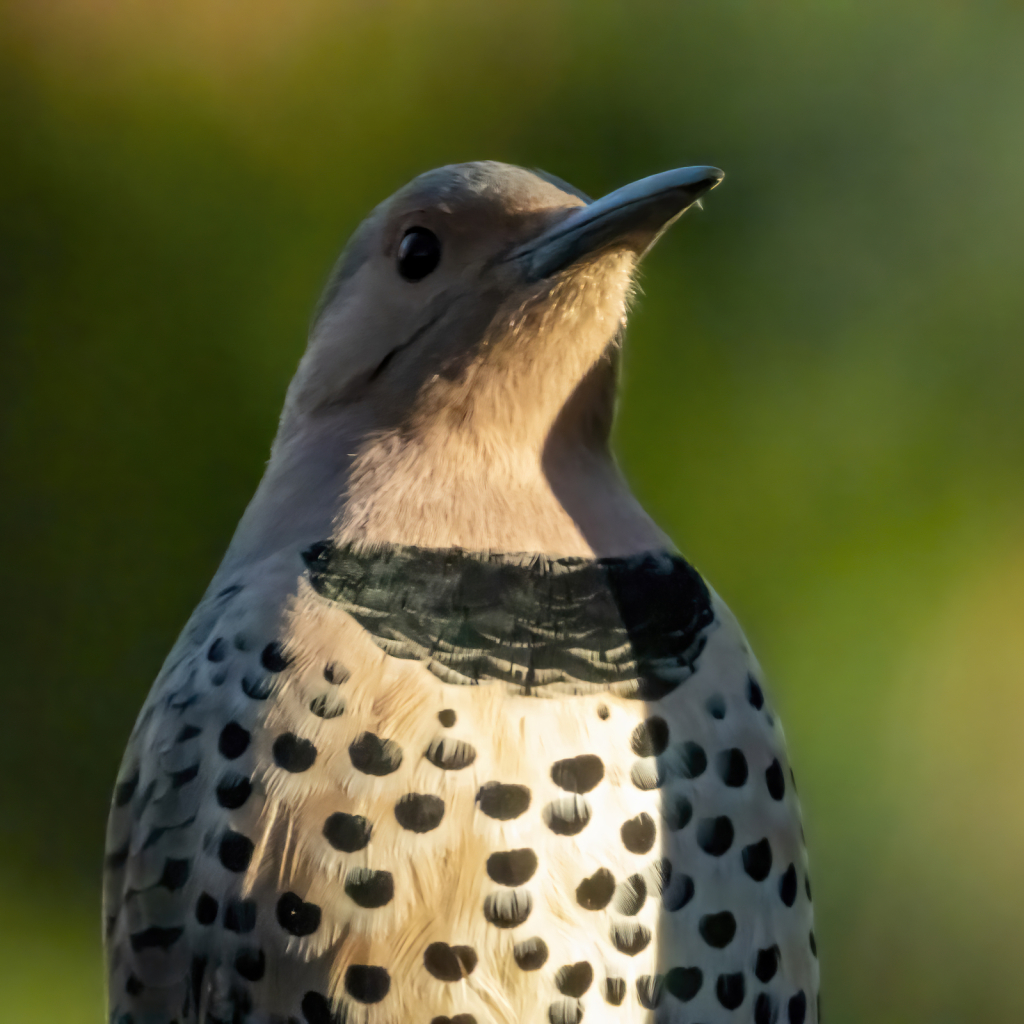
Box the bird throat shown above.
[303,541,716,699]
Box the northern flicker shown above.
[104,161,819,1024]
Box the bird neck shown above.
[224,335,670,566]
[223,415,669,571]
[333,426,667,557]
[332,345,671,557]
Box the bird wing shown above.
[103,547,305,1021]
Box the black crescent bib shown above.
[303,542,716,699]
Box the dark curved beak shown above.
[518,165,724,281]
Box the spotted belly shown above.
[104,553,818,1024]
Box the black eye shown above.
[397,227,441,281]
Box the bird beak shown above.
[517,165,724,281]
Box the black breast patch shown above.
[303,542,715,699]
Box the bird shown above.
[103,160,819,1024]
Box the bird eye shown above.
[397,227,441,281]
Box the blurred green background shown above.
[2,1,1024,1020]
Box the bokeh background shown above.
[2,1,1024,1020]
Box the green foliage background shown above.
[2,2,1024,1020]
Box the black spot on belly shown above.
[301,991,335,1024]
[345,868,394,908]
[394,793,445,833]
[755,945,780,982]
[647,857,671,894]
[483,889,532,928]
[675,741,707,779]
[597,704,610,720]
[716,748,748,786]
[664,966,703,1002]
[344,965,390,1004]
[604,978,626,1005]
[431,1017,477,1024]
[747,675,764,709]
[513,937,548,970]
[548,999,582,1024]
[323,812,372,852]
[630,716,669,757]
[125,974,144,996]
[170,763,200,788]
[423,942,478,981]
[630,759,666,790]
[276,892,321,936]
[224,899,257,933]
[487,849,538,886]
[789,991,807,1024]
[273,733,318,773]
[621,812,656,854]
[610,921,651,955]
[551,754,604,793]
[235,948,265,982]
[766,759,786,800]
[261,642,290,672]
[543,797,591,836]
[664,793,693,831]
[699,911,736,948]
[218,722,250,760]
[129,926,184,951]
[114,772,139,807]
[556,961,593,997]
[810,930,817,957]
[613,874,647,915]
[171,691,201,712]
[216,773,251,809]
[755,992,777,1024]
[426,737,477,770]
[576,867,615,910]
[477,782,531,820]
[742,838,773,881]
[696,816,734,856]
[438,709,457,727]
[663,872,695,912]
[159,858,190,890]
[188,959,209,1018]
[636,975,664,1009]
[195,892,218,925]
[207,638,227,663]
[706,694,726,719]
[309,693,346,719]
[241,674,274,700]
[717,972,745,1010]
[218,831,253,872]
[806,876,813,901]
[350,733,403,776]
[780,864,798,906]
[135,778,157,813]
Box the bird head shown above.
[254,161,722,556]
[281,161,722,452]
